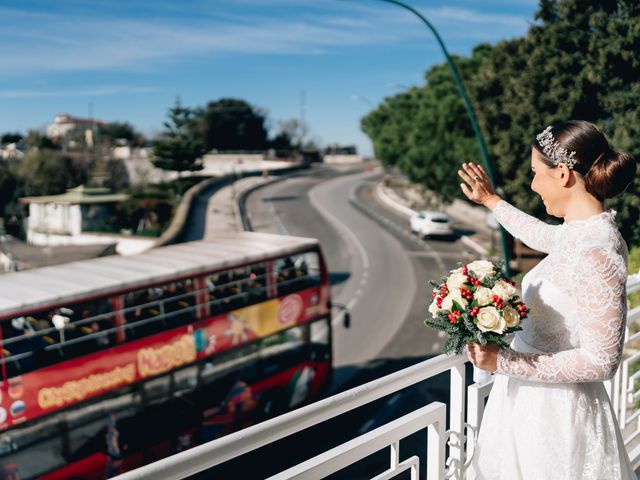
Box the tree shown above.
[362,45,491,203]
[1,133,22,145]
[361,88,422,170]
[24,130,59,150]
[362,0,640,245]
[0,161,19,216]
[470,0,640,243]
[98,122,145,146]
[152,98,206,177]
[16,150,89,196]
[196,98,269,151]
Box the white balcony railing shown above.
[115,273,640,480]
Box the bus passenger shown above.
[104,414,122,478]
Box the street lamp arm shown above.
[377,0,495,188]
[348,0,512,276]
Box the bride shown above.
[458,120,637,479]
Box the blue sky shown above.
[1,0,540,155]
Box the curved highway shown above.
[201,164,479,479]
[244,164,476,385]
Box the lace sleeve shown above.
[495,246,627,383]
[492,200,561,254]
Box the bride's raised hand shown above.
[458,162,500,208]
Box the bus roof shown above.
[0,232,319,319]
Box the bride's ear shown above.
[554,164,572,187]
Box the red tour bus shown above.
[0,232,333,479]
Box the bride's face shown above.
[530,148,566,218]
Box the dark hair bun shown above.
[585,150,637,200]
[534,120,637,201]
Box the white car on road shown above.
[410,210,453,239]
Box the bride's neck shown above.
[562,193,604,223]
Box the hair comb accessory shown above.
[536,126,577,169]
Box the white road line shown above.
[311,184,371,270]
[263,191,290,236]
[310,172,379,327]
[358,182,448,272]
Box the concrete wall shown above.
[323,154,365,164]
[28,231,155,255]
[28,203,82,237]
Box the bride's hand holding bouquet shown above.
[425,259,529,382]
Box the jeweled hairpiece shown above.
[535,126,577,169]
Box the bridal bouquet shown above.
[425,259,528,355]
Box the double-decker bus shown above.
[0,232,333,479]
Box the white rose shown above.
[428,297,440,319]
[492,280,517,301]
[466,260,495,280]
[503,305,521,328]
[441,290,468,311]
[446,271,468,291]
[475,306,507,334]
[474,286,493,306]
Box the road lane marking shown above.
[351,182,448,272]
[263,190,290,235]
[309,173,375,327]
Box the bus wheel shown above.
[257,390,287,420]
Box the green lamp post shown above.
[362,0,512,276]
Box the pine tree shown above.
[152,98,206,177]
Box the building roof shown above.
[54,113,107,126]
[0,231,319,320]
[20,185,129,205]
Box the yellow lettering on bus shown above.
[37,363,136,410]
[137,335,196,378]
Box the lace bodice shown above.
[492,200,629,383]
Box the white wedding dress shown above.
[468,200,636,480]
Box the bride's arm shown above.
[490,199,561,254]
[495,246,626,383]
[458,164,558,253]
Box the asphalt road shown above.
[244,164,476,377]
[195,164,478,479]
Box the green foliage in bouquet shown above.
[424,259,529,356]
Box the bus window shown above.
[142,375,171,404]
[1,298,116,377]
[275,252,320,296]
[161,279,196,328]
[244,263,268,304]
[123,288,165,339]
[199,348,260,441]
[309,318,331,363]
[60,299,115,358]
[123,280,196,341]
[199,343,260,389]
[310,318,330,346]
[0,413,64,479]
[259,325,307,377]
[205,263,268,315]
[173,365,199,395]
